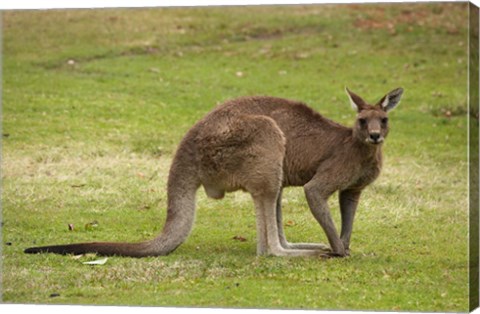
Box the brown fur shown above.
[25,87,403,257]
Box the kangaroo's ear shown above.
[345,87,367,112]
[377,87,404,112]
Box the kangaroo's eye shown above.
[381,117,389,125]
[359,118,367,126]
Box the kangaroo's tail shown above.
[25,151,200,257]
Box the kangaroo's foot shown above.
[281,242,331,252]
[324,251,349,258]
[264,246,332,258]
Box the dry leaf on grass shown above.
[83,258,108,265]
[232,235,247,242]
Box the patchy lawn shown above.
[2,3,471,311]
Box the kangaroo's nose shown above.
[370,133,380,141]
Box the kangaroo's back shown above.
[193,96,352,187]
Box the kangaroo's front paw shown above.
[327,242,348,258]
[324,251,348,258]
[325,245,350,258]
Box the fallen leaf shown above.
[232,235,247,242]
[83,257,108,265]
[85,221,99,231]
[285,220,296,227]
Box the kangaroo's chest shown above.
[347,158,382,190]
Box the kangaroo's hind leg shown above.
[252,192,329,257]
[236,115,328,257]
[275,190,330,252]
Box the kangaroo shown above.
[25,87,403,258]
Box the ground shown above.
[1,3,472,311]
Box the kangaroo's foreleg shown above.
[304,181,346,257]
[339,189,361,255]
[276,190,330,252]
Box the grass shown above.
[1,3,472,312]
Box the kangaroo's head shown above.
[346,87,403,146]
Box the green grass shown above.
[1,3,471,312]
